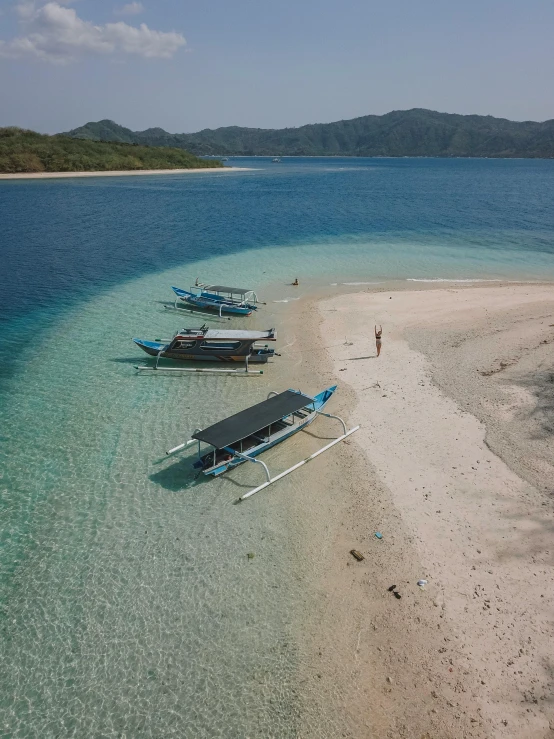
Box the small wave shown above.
[330,281,381,286]
[320,167,375,172]
[406,278,502,283]
[273,297,301,303]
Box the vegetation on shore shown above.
[65,109,554,158]
[0,127,222,173]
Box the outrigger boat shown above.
[171,284,259,317]
[165,385,359,500]
[134,325,276,373]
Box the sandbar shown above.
[288,283,554,737]
[0,167,252,180]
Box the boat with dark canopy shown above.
[171,284,259,316]
[165,385,359,500]
[133,325,276,370]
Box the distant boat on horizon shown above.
[272,157,282,163]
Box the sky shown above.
[0,0,553,133]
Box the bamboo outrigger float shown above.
[163,303,232,322]
[165,385,359,500]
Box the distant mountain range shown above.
[64,109,554,158]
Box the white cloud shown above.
[0,1,185,62]
[114,2,144,16]
[15,0,38,18]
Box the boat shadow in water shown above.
[111,356,190,371]
[111,357,217,372]
[218,474,270,505]
[149,459,202,492]
[301,428,339,442]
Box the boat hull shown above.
[133,339,273,363]
[197,386,337,476]
[171,287,253,315]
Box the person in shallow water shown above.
[292,278,299,286]
[375,325,382,357]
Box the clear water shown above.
[1,157,554,737]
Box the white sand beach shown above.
[288,284,554,738]
[0,167,251,180]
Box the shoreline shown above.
[2,274,553,737]
[0,167,252,180]
[306,283,554,737]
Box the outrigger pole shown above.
[238,425,360,501]
[166,436,201,456]
[164,304,232,322]
[135,366,263,375]
[136,347,262,375]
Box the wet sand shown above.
[286,283,554,738]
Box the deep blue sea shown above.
[1,157,554,737]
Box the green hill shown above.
[64,109,554,158]
[0,127,222,173]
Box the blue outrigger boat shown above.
[171,284,259,316]
[133,325,276,375]
[165,385,359,500]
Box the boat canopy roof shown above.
[205,285,252,295]
[192,390,313,449]
[175,328,275,340]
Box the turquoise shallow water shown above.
[1,157,554,737]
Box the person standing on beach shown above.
[375,325,382,357]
